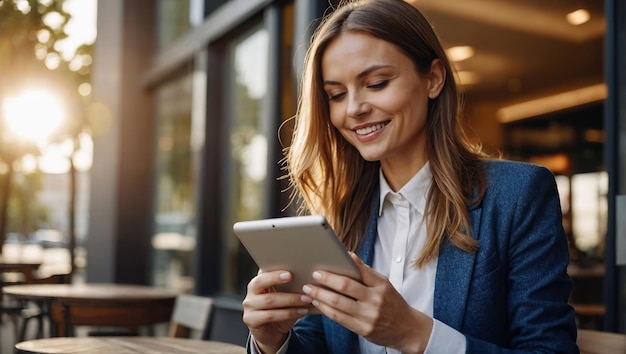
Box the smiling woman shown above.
[2,89,65,142]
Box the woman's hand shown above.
[302,253,433,354]
[242,270,312,353]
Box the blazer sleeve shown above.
[465,164,578,353]
[285,315,329,353]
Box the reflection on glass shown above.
[571,171,608,254]
[151,71,195,292]
[555,175,571,215]
[224,26,269,294]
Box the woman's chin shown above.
[357,151,383,162]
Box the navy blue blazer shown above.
[282,160,578,353]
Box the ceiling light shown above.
[454,70,480,86]
[447,46,474,62]
[496,83,606,123]
[566,9,590,26]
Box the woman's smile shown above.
[354,121,390,137]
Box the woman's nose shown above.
[346,92,371,118]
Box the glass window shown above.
[157,0,191,50]
[571,171,608,255]
[204,0,230,17]
[151,69,196,293]
[222,25,270,295]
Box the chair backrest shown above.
[30,273,72,285]
[168,294,213,338]
[577,329,626,354]
[203,296,249,347]
[50,298,175,337]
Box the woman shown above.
[242,0,578,353]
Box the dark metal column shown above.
[604,0,626,333]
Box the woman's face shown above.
[321,31,443,172]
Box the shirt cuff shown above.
[424,319,466,354]
[250,332,291,354]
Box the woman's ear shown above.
[427,59,446,99]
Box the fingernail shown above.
[312,300,319,307]
[297,308,308,315]
[300,295,312,303]
[279,272,290,281]
[312,271,321,280]
[302,285,312,294]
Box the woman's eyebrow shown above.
[323,64,393,86]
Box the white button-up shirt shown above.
[359,162,465,354]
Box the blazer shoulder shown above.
[480,159,557,198]
[482,159,554,182]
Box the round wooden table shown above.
[2,283,178,302]
[3,283,179,337]
[15,337,247,354]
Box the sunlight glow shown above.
[20,154,38,174]
[73,132,94,171]
[45,52,61,70]
[3,90,65,141]
[57,0,98,61]
[15,0,30,14]
[78,82,92,96]
[39,145,72,174]
[37,134,93,174]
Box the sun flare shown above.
[2,90,65,141]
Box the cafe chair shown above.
[49,296,175,337]
[2,273,71,343]
[18,273,72,340]
[577,328,626,354]
[168,294,213,338]
[203,296,249,347]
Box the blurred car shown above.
[29,229,67,248]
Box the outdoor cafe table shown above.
[2,283,179,336]
[15,336,247,354]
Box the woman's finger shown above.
[244,291,313,311]
[243,306,309,329]
[247,270,293,294]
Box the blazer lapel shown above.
[433,203,482,330]
[356,196,379,266]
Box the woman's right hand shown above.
[242,270,312,353]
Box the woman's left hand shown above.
[302,253,433,354]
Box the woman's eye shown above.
[368,80,388,89]
[328,92,346,101]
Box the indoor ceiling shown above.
[407,0,605,111]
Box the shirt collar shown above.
[378,161,432,216]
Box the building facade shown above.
[89,0,626,332]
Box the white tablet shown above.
[233,215,362,295]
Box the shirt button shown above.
[394,256,403,263]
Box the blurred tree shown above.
[0,0,92,272]
[47,41,94,276]
[7,172,50,237]
[0,0,80,258]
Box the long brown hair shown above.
[285,0,487,266]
